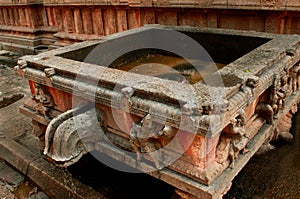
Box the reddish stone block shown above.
[205,134,220,165]
[28,80,36,95]
[127,9,141,29]
[265,15,280,33]
[103,8,117,35]
[8,8,16,26]
[47,87,68,112]
[156,11,177,25]
[8,8,14,26]
[218,15,265,32]
[64,91,88,110]
[65,8,75,33]
[116,9,128,32]
[2,8,9,26]
[92,8,104,36]
[0,9,4,25]
[141,9,155,25]
[74,8,83,34]
[25,7,34,27]
[207,13,217,28]
[13,8,19,26]
[54,7,63,31]
[46,7,54,26]
[111,108,133,134]
[18,7,26,27]
[244,98,259,121]
[40,6,48,26]
[31,6,44,27]
[291,17,300,34]
[82,7,93,34]
[178,12,207,27]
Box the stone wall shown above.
[1,0,300,53]
[42,0,300,10]
[0,0,56,54]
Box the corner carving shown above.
[32,84,55,119]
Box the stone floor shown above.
[0,51,49,199]
[0,160,49,199]
[0,182,17,199]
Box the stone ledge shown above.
[53,32,101,41]
[0,138,105,199]
[0,26,58,34]
[27,158,105,199]
[0,139,40,175]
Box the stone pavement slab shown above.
[0,160,50,199]
[0,161,25,190]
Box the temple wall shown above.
[1,0,300,53]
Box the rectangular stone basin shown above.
[15,25,300,199]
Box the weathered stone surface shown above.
[0,161,51,199]
[0,184,16,199]
[15,26,300,198]
[0,161,25,189]
[27,158,105,199]
[1,1,300,51]
[0,0,298,53]
[40,0,300,10]
[0,64,106,199]
[0,139,40,174]
[26,191,49,199]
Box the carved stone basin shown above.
[15,25,300,199]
